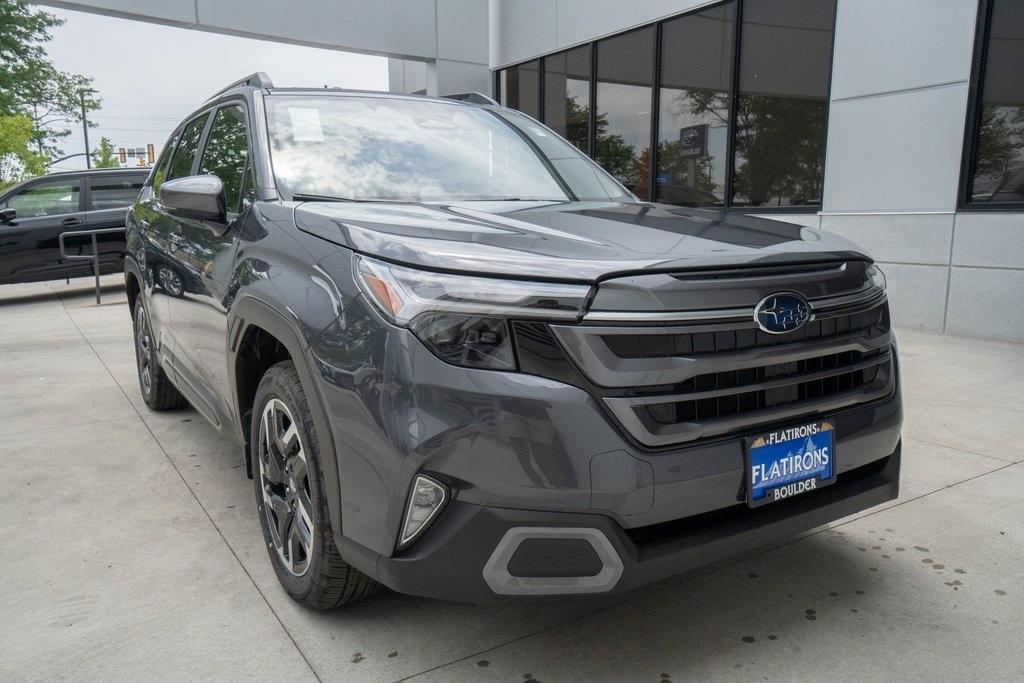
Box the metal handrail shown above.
[58,227,125,304]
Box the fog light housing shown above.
[398,475,448,550]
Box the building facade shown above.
[40,0,1024,342]
[490,0,1023,343]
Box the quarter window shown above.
[5,178,80,217]
[167,114,209,182]
[199,105,251,213]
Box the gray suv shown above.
[126,73,901,608]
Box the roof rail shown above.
[211,72,274,99]
[441,92,498,106]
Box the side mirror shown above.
[0,208,16,224]
[161,175,226,224]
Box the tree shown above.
[0,0,100,164]
[0,115,47,189]
[92,136,120,168]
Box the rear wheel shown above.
[132,298,187,410]
[252,361,378,609]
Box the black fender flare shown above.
[227,294,346,538]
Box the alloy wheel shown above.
[134,304,153,398]
[257,398,314,576]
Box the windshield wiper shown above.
[458,197,566,202]
[292,193,413,203]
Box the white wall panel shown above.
[823,84,969,213]
[438,0,490,63]
[491,0,557,67]
[952,213,1024,269]
[831,0,977,100]
[39,0,197,24]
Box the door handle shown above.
[61,217,83,226]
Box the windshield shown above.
[266,95,633,203]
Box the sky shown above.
[43,8,389,171]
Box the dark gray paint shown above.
[125,82,902,599]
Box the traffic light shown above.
[118,147,127,164]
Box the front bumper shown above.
[310,295,903,600]
[374,444,900,602]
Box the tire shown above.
[251,361,378,609]
[132,297,187,410]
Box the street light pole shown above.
[80,90,91,169]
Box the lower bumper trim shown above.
[364,443,900,603]
[483,527,623,595]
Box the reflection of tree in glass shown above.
[590,95,647,195]
[563,93,589,151]
[971,105,1024,200]
[731,95,827,206]
[657,88,728,205]
[200,106,249,212]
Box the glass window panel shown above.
[89,175,144,210]
[199,105,250,213]
[596,27,654,198]
[968,0,1024,204]
[497,110,632,201]
[5,179,80,217]
[656,2,735,206]
[732,0,835,207]
[543,46,591,152]
[167,114,209,181]
[501,60,540,119]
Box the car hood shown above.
[294,200,870,281]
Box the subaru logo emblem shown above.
[754,293,811,334]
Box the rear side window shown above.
[88,175,144,210]
[199,105,250,213]
[167,114,209,181]
[4,178,81,217]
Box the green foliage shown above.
[0,114,48,188]
[0,0,101,170]
[91,136,120,168]
[973,105,1024,184]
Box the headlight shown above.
[866,263,887,291]
[354,255,590,370]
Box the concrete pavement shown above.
[0,277,1021,681]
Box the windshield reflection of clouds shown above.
[268,97,572,202]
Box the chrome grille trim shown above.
[604,362,894,448]
[606,349,891,407]
[550,326,892,389]
[582,285,885,324]
[549,290,894,448]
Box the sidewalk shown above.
[1,278,1021,681]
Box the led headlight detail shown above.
[398,475,448,550]
[866,263,887,291]
[355,255,591,370]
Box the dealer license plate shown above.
[746,420,836,507]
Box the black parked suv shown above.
[0,168,147,285]
[126,74,901,609]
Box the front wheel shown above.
[252,361,378,609]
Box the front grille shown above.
[604,306,887,359]
[643,348,888,426]
[538,288,895,449]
